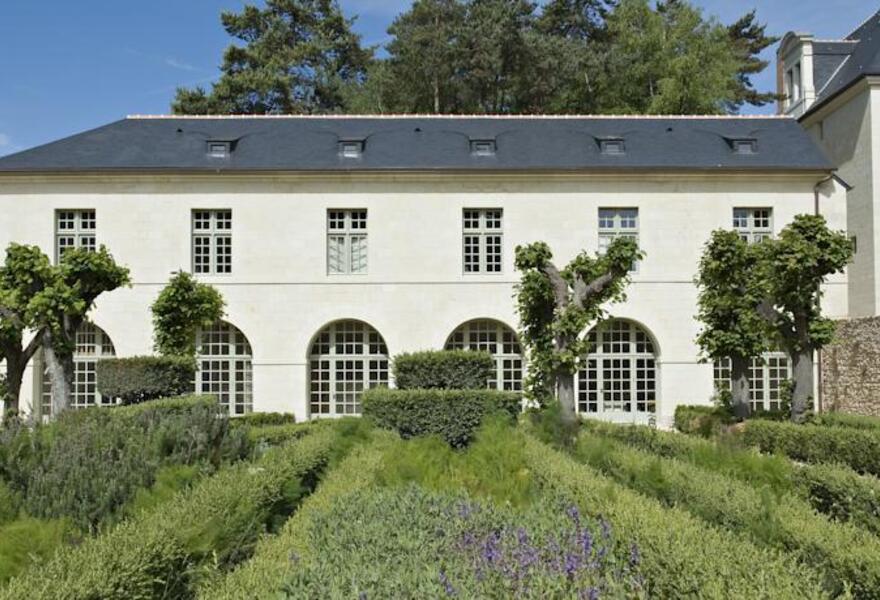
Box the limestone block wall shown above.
[822,317,880,415]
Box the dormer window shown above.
[730,138,757,154]
[598,138,625,155]
[207,141,231,158]
[470,139,496,156]
[340,140,364,158]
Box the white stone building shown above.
[0,114,848,426]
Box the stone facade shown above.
[821,317,880,415]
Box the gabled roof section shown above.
[0,115,833,174]
[805,9,880,117]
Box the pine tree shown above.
[727,10,780,112]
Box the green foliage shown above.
[0,395,248,532]
[96,355,197,404]
[1,429,338,600]
[0,478,21,526]
[514,237,642,405]
[740,419,880,477]
[362,387,521,447]
[521,434,828,598]
[116,463,203,520]
[280,485,644,598]
[813,411,880,431]
[392,349,494,390]
[0,517,73,586]
[674,404,734,437]
[572,432,880,598]
[231,411,296,427]
[793,463,880,538]
[523,402,582,450]
[151,271,225,358]
[172,0,370,114]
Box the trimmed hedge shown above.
[813,411,880,431]
[201,432,394,599]
[574,433,880,598]
[741,419,880,477]
[521,434,827,599]
[230,412,296,427]
[392,350,495,390]
[674,404,733,437]
[96,356,197,405]
[1,428,338,600]
[362,388,521,447]
[585,420,880,536]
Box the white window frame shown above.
[598,208,639,272]
[192,209,232,275]
[195,321,253,416]
[55,209,96,263]
[462,208,503,274]
[445,319,524,391]
[309,320,389,417]
[576,320,657,424]
[327,209,368,275]
[733,208,773,243]
[714,352,791,413]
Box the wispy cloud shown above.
[125,47,203,73]
[0,133,22,157]
[0,134,10,147]
[165,57,197,72]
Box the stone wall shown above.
[821,317,880,416]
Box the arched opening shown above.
[576,319,658,423]
[308,320,389,417]
[444,319,523,391]
[714,353,791,413]
[39,321,116,417]
[195,320,253,416]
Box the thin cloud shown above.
[165,57,198,72]
[0,134,10,147]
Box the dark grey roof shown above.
[806,10,880,117]
[0,116,833,173]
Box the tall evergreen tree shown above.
[727,10,780,111]
[173,0,370,114]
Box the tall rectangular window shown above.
[327,209,368,274]
[55,210,96,262]
[462,208,503,274]
[598,208,638,271]
[192,209,232,274]
[733,208,772,243]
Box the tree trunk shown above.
[556,369,577,425]
[42,329,74,419]
[790,348,814,423]
[729,354,751,420]
[2,354,25,417]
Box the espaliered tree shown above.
[515,237,643,423]
[0,244,55,416]
[755,215,853,422]
[151,271,225,358]
[695,230,767,419]
[32,247,130,417]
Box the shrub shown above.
[522,434,828,599]
[281,486,644,599]
[392,350,495,390]
[674,404,733,437]
[0,479,21,526]
[741,419,880,477]
[792,463,880,537]
[1,428,339,600]
[812,411,880,431]
[151,271,225,358]
[363,388,521,447]
[0,517,73,586]
[573,432,880,598]
[96,356,197,405]
[231,412,296,427]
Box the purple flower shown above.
[458,502,473,519]
[517,527,530,546]
[482,532,502,565]
[578,529,594,557]
[564,553,582,578]
[439,570,456,597]
[579,587,600,600]
[566,504,581,527]
[600,518,612,540]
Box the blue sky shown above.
[0,1,873,156]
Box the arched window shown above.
[40,322,116,416]
[196,320,253,416]
[309,320,389,417]
[714,353,791,413]
[445,319,523,391]
[576,320,657,421]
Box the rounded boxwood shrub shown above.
[96,356,196,405]
[392,350,494,390]
[362,388,521,447]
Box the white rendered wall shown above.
[0,173,848,426]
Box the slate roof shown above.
[0,115,833,174]
[806,9,880,117]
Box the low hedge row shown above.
[1,428,338,600]
[392,350,495,390]
[574,432,880,598]
[96,356,197,405]
[585,420,880,536]
[741,419,880,477]
[230,412,296,427]
[201,432,395,599]
[812,411,880,431]
[673,405,734,437]
[362,388,521,447]
[521,435,827,599]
